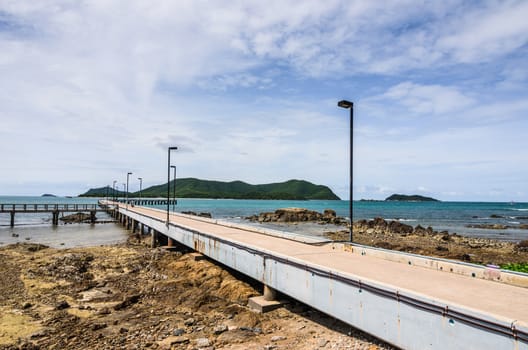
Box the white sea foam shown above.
[508,221,521,225]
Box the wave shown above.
[507,221,521,225]
[510,208,528,211]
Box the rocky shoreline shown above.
[248,208,528,265]
[349,218,528,265]
[0,238,392,350]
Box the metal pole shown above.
[138,177,142,201]
[122,183,126,202]
[126,172,132,209]
[167,147,177,226]
[338,100,354,242]
[349,105,354,243]
[113,180,117,202]
[171,165,176,212]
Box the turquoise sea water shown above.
[1,196,528,244]
[0,196,126,248]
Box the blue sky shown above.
[0,1,527,201]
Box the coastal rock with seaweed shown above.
[246,208,528,266]
[246,207,346,225]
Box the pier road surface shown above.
[117,203,528,348]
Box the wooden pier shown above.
[114,199,177,206]
[0,203,106,227]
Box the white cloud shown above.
[437,1,528,63]
[381,82,475,116]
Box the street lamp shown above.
[167,146,178,225]
[138,177,143,201]
[122,183,126,201]
[338,99,354,242]
[170,165,176,212]
[113,180,117,202]
[126,172,133,209]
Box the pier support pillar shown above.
[90,210,96,224]
[263,285,277,301]
[52,210,59,226]
[248,285,283,313]
[151,230,158,248]
[167,236,174,247]
[10,211,15,227]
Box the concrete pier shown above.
[102,200,528,350]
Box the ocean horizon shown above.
[1,196,528,246]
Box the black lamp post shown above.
[126,172,133,209]
[113,180,117,202]
[167,146,178,225]
[338,99,354,242]
[170,165,176,212]
[138,177,143,201]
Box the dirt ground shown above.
[0,238,393,350]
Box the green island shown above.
[80,178,340,200]
[385,194,439,202]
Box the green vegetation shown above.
[82,186,125,197]
[385,194,439,202]
[499,263,528,273]
[80,178,340,200]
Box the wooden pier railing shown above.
[0,203,106,227]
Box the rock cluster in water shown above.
[181,211,212,218]
[60,212,95,223]
[246,208,346,225]
[352,217,446,236]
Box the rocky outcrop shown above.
[467,223,528,230]
[181,211,212,218]
[246,208,346,225]
[60,213,94,223]
[354,218,434,235]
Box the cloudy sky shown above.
[1,1,527,201]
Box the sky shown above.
[0,1,527,201]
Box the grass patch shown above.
[500,263,528,273]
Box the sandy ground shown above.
[0,237,393,350]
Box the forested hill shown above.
[80,178,340,200]
[385,194,439,202]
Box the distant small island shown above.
[41,194,57,197]
[385,194,439,202]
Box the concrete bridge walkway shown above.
[107,201,528,350]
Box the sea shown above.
[1,196,528,248]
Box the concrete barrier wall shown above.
[333,243,528,288]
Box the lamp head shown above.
[338,100,353,109]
